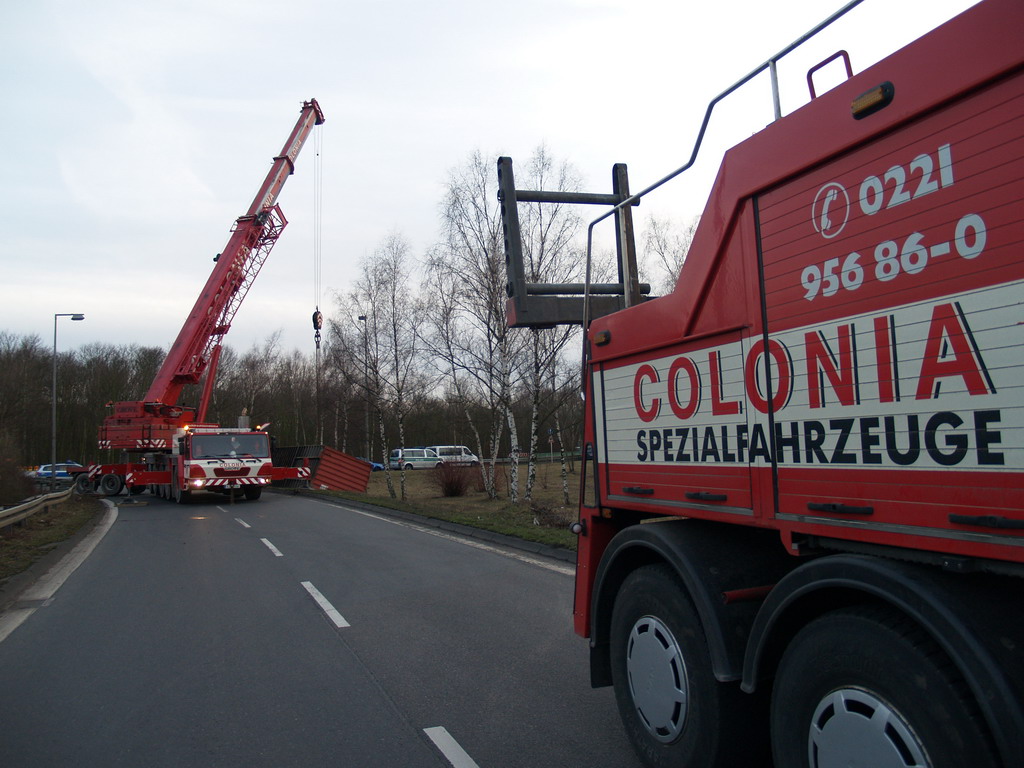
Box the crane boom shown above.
[99,99,325,453]
[145,98,325,408]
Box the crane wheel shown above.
[99,473,125,496]
[74,473,95,494]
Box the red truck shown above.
[77,100,323,501]
[500,1,1023,765]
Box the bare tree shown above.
[345,232,425,500]
[376,232,423,500]
[421,245,498,494]
[643,214,698,293]
[325,292,373,459]
[0,333,49,464]
[427,149,529,501]
[517,145,585,501]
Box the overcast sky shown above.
[2,0,978,356]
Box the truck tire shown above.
[243,487,262,501]
[610,563,769,768]
[99,473,124,496]
[171,469,191,504]
[771,605,997,768]
[74,473,95,494]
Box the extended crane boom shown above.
[146,98,325,410]
[99,99,325,453]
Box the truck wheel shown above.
[771,605,997,768]
[171,470,191,504]
[243,487,262,501]
[74,473,95,494]
[610,564,768,768]
[99,473,124,496]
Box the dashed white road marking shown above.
[301,581,350,628]
[260,538,284,557]
[424,727,480,768]
[234,518,251,528]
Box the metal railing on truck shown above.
[500,0,866,339]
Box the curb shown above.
[0,500,118,643]
[284,489,577,566]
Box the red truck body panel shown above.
[577,0,1024,635]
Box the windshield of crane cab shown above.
[191,434,270,459]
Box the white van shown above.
[389,447,441,470]
[427,445,480,466]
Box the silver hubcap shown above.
[809,688,930,768]
[625,615,688,742]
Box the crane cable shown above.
[312,123,324,349]
[311,121,324,445]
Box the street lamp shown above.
[52,313,85,491]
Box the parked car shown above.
[357,457,385,471]
[427,445,480,466]
[389,448,441,470]
[27,462,83,483]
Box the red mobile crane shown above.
[501,1,1023,766]
[80,99,325,502]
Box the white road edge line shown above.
[424,726,481,768]
[301,581,350,628]
[260,538,284,557]
[316,501,575,577]
[0,500,119,644]
[235,518,251,528]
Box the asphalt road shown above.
[0,491,639,767]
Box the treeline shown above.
[1,148,693,503]
[0,328,579,482]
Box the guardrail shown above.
[0,488,73,531]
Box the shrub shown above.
[0,453,35,506]
[432,462,472,497]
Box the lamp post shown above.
[358,315,369,461]
[52,313,85,491]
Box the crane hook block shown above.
[312,310,323,330]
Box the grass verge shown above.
[0,495,105,584]
[327,461,581,552]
